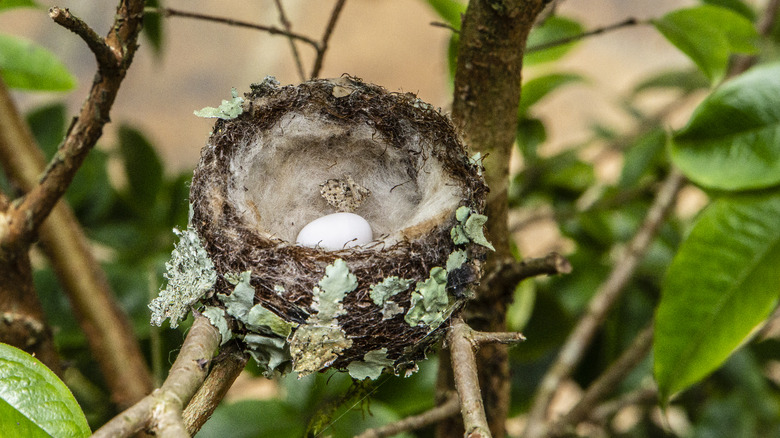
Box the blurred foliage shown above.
[0,0,779,437]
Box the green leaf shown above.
[619,129,666,188]
[0,0,37,11]
[0,33,76,91]
[0,343,90,437]
[702,0,756,21]
[518,73,583,116]
[631,69,709,97]
[654,192,780,401]
[670,63,780,191]
[652,5,758,84]
[26,102,66,158]
[424,0,466,29]
[142,0,164,56]
[524,16,584,66]
[118,125,164,207]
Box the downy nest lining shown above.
[188,77,489,378]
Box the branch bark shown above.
[92,315,221,438]
[442,1,550,436]
[183,343,248,435]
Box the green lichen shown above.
[244,333,291,377]
[446,249,468,272]
[314,259,357,321]
[405,267,451,328]
[194,87,245,119]
[218,270,254,321]
[289,325,353,377]
[464,213,495,251]
[246,304,296,338]
[369,276,414,306]
[202,307,231,345]
[451,207,495,250]
[149,227,216,328]
[347,348,394,380]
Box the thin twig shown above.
[448,317,492,438]
[48,7,117,68]
[183,343,249,435]
[591,384,658,426]
[310,0,348,78]
[273,0,307,82]
[523,169,685,438]
[526,18,641,53]
[549,323,654,436]
[355,393,461,438]
[93,315,221,438]
[148,6,320,50]
[430,20,460,33]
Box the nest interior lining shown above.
[227,112,462,244]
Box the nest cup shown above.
[190,77,489,378]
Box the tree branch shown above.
[183,343,249,435]
[92,315,221,438]
[48,7,117,68]
[443,2,551,436]
[0,79,153,406]
[549,323,654,436]
[448,317,492,438]
[148,6,320,51]
[483,253,572,291]
[355,393,460,438]
[310,0,348,78]
[526,18,641,53]
[273,0,307,82]
[523,169,685,438]
[2,1,144,250]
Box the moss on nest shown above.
[176,76,489,378]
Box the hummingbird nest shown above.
[150,76,490,380]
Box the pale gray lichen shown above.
[149,227,216,328]
[313,259,357,321]
[218,270,255,320]
[244,333,292,377]
[202,307,231,345]
[289,325,353,377]
[194,87,245,119]
[405,267,452,329]
[369,276,414,306]
[381,301,404,320]
[347,348,394,380]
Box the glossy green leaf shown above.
[524,16,584,66]
[654,192,780,401]
[670,63,780,191]
[652,5,757,84]
[0,33,76,91]
[0,343,90,437]
[518,73,583,116]
[0,0,37,11]
[118,125,164,207]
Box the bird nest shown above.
[150,76,490,380]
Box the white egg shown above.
[296,212,373,250]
